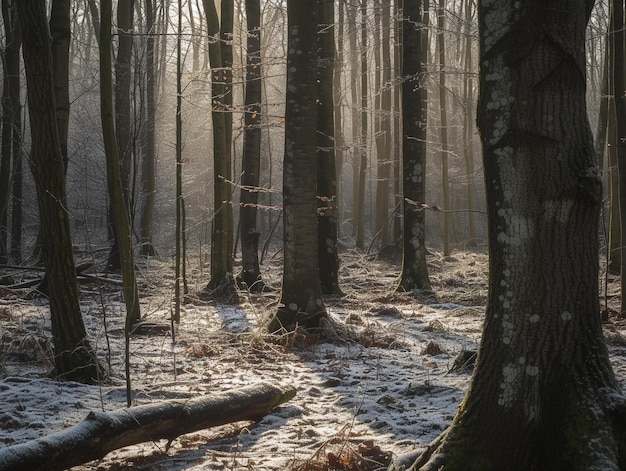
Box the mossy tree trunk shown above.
[397,0,431,293]
[317,0,342,296]
[270,0,327,332]
[405,1,626,469]
[16,0,101,383]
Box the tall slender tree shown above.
[269,0,327,332]
[401,0,626,468]
[397,0,431,293]
[16,0,101,382]
[107,0,135,271]
[0,0,21,264]
[202,0,235,300]
[238,0,266,291]
[139,0,158,256]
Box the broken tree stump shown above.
[0,382,296,471]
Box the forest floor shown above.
[1,246,626,470]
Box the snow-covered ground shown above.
[0,249,624,470]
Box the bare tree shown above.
[401,0,626,468]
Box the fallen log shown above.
[0,382,296,471]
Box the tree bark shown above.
[100,0,142,326]
[0,0,21,264]
[107,0,135,271]
[270,0,327,332]
[397,0,431,293]
[403,1,626,469]
[16,0,101,383]
[317,0,342,295]
[202,0,235,300]
[238,0,265,291]
[0,383,296,471]
[139,0,158,256]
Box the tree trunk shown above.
[16,0,102,383]
[397,0,431,293]
[202,0,235,300]
[356,0,368,250]
[139,0,158,256]
[238,0,265,291]
[317,0,342,295]
[100,0,142,326]
[0,383,296,471]
[107,0,135,271]
[270,0,327,332]
[614,0,626,316]
[0,0,21,264]
[437,0,451,256]
[404,1,626,469]
[462,0,476,242]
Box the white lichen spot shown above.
[561,311,573,321]
[316,298,323,307]
[529,314,540,324]
[525,365,539,376]
[518,356,526,364]
[498,362,522,408]
[288,303,298,311]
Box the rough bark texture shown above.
[397,0,431,293]
[317,0,342,296]
[0,383,296,471]
[238,0,265,291]
[16,0,101,383]
[402,1,626,469]
[270,0,327,332]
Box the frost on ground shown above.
[0,249,624,470]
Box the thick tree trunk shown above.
[356,1,368,250]
[0,383,296,471]
[16,0,101,383]
[403,1,626,469]
[317,0,342,295]
[270,0,327,332]
[397,0,431,293]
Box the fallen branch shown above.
[0,382,296,471]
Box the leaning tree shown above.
[401,0,626,469]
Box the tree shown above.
[99,0,142,327]
[269,0,327,332]
[238,0,266,291]
[139,0,158,257]
[0,0,22,264]
[106,0,135,271]
[202,0,235,300]
[317,0,342,295]
[16,0,101,383]
[397,0,431,293]
[402,0,626,469]
[614,0,626,316]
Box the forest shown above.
[0,0,625,470]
